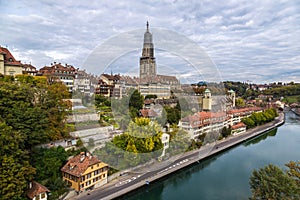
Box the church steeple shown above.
[146,21,149,32]
[140,21,156,79]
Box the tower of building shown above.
[202,88,212,111]
[228,89,236,107]
[140,21,156,79]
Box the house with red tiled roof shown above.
[231,122,246,135]
[139,108,158,119]
[179,107,264,139]
[0,46,23,76]
[26,181,50,200]
[61,152,108,192]
[38,62,77,92]
[179,111,227,139]
[22,63,38,76]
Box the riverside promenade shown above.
[72,112,285,200]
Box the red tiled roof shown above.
[38,63,76,76]
[227,107,263,115]
[26,181,50,199]
[22,64,37,71]
[181,111,226,128]
[61,152,104,177]
[231,122,246,130]
[0,47,22,66]
[140,109,157,117]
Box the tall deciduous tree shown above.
[249,163,300,200]
[0,122,35,200]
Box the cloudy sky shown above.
[1,0,299,83]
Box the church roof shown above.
[144,21,153,44]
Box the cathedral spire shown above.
[140,21,156,79]
[146,21,149,32]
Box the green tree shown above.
[0,76,71,146]
[0,122,35,200]
[129,89,144,111]
[286,161,300,186]
[169,129,190,156]
[235,97,245,107]
[221,126,232,138]
[30,146,68,199]
[164,106,181,125]
[249,164,300,200]
[145,94,157,99]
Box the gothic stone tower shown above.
[140,21,156,79]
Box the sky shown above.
[0,0,299,83]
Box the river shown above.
[118,112,300,200]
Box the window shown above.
[41,193,46,198]
[86,173,91,179]
[80,184,84,189]
[81,176,85,182]
[86,180,91,186]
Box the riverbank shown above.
[72,112,285,200]
[291,108,300,116]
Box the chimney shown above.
[80,152,85,162]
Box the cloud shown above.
[0,0,299,83]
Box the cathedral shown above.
[140,21,156,79]
[139,22,179,88]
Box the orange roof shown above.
[22,64,37,71]
[140,109,157,117]
[181,111,226,128]
[39,63,76,75]
[61,152,105,177]
[26,181,50,199]
[0,46,22,66]
[227,107,263,115]
[231,122,246,129]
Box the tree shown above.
[168,129,190,156]
[249,164,300,200]
[30,146,68,200]
[95,118,163,170]
[164,106,181,125]
[235,97,245,107]
[0,76,71,146]
[286,161,300,186]
[145,94,157,99]
[221,126,232,138]
[0,122,35,200]
[129,89,144,111]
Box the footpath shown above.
[71,112,285,200]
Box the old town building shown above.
[0,46,23,76]
[61,152,108,192]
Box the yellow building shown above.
[61,152,108,191]
[0,46,23,76]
